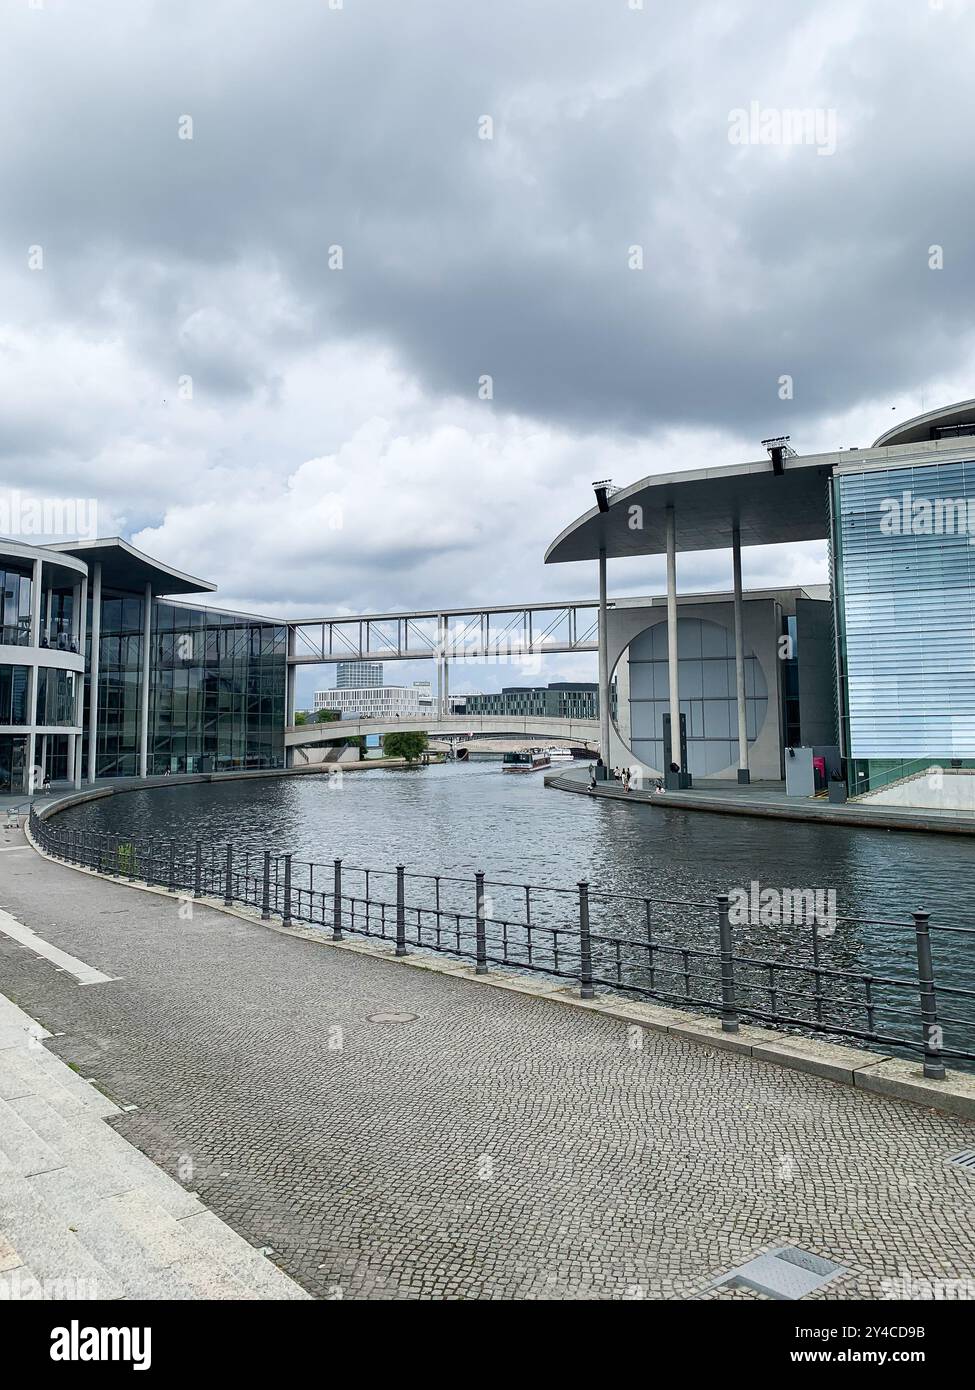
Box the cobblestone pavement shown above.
[2,833,975,1300]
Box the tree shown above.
[315,709,340,723]
[382,730,429,764]
[294,710,307,725]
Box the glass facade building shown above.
[87,595,286,778]
[833,455,975,789]
[0,537,286,792]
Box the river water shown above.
[59,760,975,1061]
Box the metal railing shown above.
[28,809,975,1078]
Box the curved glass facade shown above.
[0,665,30,725]
[0,565,32,646]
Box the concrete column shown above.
[75,574,88,788]
[597,549,611,764]
[138,581,152,778]
[44,589,53,646]
[436,615,444,717]
[665,507,681,772]
[87,564,101,783]
[732,525,750,783]
[26,558,43,793]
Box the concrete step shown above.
[5,1089,193,1212]
[0,1167,126,1299]
[0,991,308,1299]
[60,1187,274,1300]
[0,1042,118,1117]
[6,1091,205,1214]
[0,1096,65,1177]
[176,1210,306,1299]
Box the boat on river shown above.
[502,748,551,773]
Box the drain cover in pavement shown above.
[367,1011,419,1024]
[945,1149,975,1172]
[707,1247,846,1300]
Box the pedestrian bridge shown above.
[284,714,599,749]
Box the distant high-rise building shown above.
[336,661,383,688]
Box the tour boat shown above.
[502,748,551,773]
[545,746,573,760]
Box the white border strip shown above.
[0,908,116,985]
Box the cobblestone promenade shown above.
[2,833,975,1300]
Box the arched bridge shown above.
[285,714,599,749]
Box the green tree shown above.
[383,730,429,764]
[315,709,340,722]
[294,710,307,725]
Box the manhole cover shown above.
[367,1011,419,1024]
[706,1247,846,1300]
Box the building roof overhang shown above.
[544,454,834,564]
[48,537,216,596]
[873,398,975,448]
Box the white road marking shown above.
[0,908,116,985]
[0,846,29,852]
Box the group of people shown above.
[588,756,667,795]
[588,758,633,793]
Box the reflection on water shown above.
[60,761,975,1060]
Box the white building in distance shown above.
[314,680,433,720]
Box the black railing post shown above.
[913,909,946,1080]
[578,881,595,999]
[395,865,407,956]
[475,871,488,975]
[224,844,234,906]
[168,839,176,893]
[147,841,155,887]
[194,840,202,899]
[261,850,271,920]
[282,853,293,926]
[717,893,739,1034]
[333,859,343,940]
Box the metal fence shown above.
[28,808,975,1077]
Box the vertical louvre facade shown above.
[834,459,975,765]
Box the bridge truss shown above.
[286,601,601,668]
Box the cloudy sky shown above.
[3,0,974,698]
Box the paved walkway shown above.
[0,990,307,1299]
[2,829,975,1300]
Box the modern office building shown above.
[314,679,433,721]
[336,661,383,689]
[546,399,975,801]
[0,536,286,793]
[463,682,600,721]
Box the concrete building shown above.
[546,400,975,801]
[314,680,433,721]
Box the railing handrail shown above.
[27,807,973,1078]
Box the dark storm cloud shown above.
[4,0,973,434]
